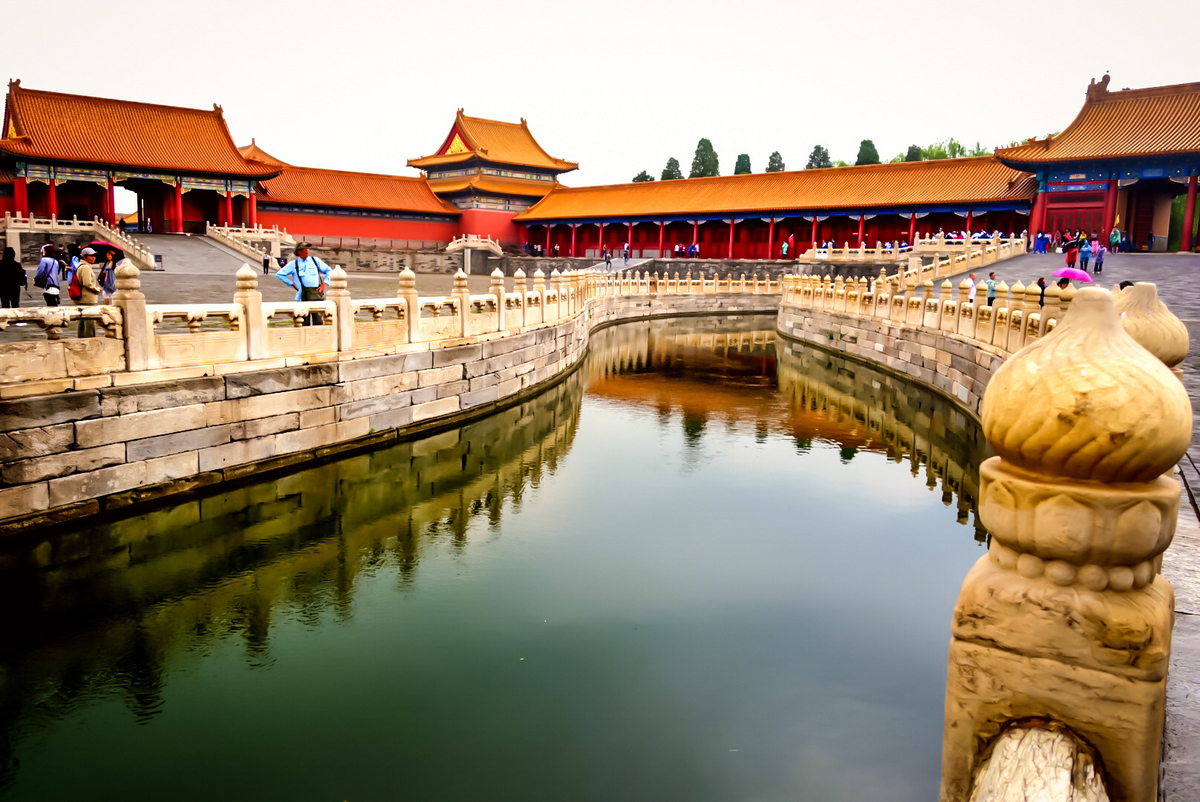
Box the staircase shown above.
[136,234,255,275]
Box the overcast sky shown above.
[5,0,1199,192]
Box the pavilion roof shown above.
[255,162,460,216]
[0,81,277,178]
[428,173,559,198]
[996,77,1200,167]
[514,157,1035,222]
[237,140,290,168]
[409,110,578,173]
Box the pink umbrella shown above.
[1052,267,1093,282]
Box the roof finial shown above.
[213,102,223,114]
[8,79,19,89]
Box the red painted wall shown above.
[255,208,459,243]
[458,208,521,246]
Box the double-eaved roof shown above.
[997,77,1200,167]
[409,110,577,173]
[514,156,1035,222]
[240,144,459,217]
[0,81,277,178]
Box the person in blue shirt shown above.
[276,242,331,325]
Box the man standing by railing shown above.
[276,242,330,326]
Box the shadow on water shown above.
[0,313,990,801]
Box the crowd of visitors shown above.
[1032,227,1139,255]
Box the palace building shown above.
[1,76,1198,254]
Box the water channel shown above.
[0,314,991,801]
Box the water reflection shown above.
[0,314,989,801]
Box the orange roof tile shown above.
[238,139,290,168]
[996,77,1200,166]
[257,164,459,216]
[428,173,558,198]
[515,157,1035,221]
[409,110,577,173]
[0,81,277,177]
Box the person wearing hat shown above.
[276,242,331,325]
[73,247,102,337]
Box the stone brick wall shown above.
[0,293,779,533]
[776,304,1006,421]
[305,246,463,274]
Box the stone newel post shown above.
[326,265,353,351]
[533,269,546,324]
[452,268,470,338]
[1114,282,1189,375]
[113,259,149,371]
[940,288,1193,802]
[398,266,420,343]
[490,267,506,332]
[513,268,527,327]
[232,264,265,361]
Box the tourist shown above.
[1057,276,1071,291]
[967,273,977,303]
[604,249,611,270]
[118,218,127,235]
[781,240,788,259]
[1036,277,1047,307]
[986,272,997,306]
[1094,245,1106,274]
[1065,242,1078,269]
[1109,227,1121,254]
[98,250,117,303]
[33,245,61,307]
[0,247,26,308]
[72,248,102,337]
[277,242,331,326]
[1079,239,1092,272]
[1148,230,1156,251]
[1119,280,1134,290]
[262,253,272,274]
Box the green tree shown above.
[632,170,654,182]
[833,159,851,167]
[689,138,720,177]
[922,140,949,160]
[661,157,683,181]
[967,141,990,156]
[805,145,832,169]
[855,139,880,165]
[889,153,905,163]
[904,144,923,162]
[734,154,752,174]
[766,151,785,172]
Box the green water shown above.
[0,315,989,801]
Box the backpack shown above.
[68,269,83,302]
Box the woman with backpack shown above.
[97,249,117,303]
[0,247,26,308]
[33,245,62,306]
[72,248,102,337]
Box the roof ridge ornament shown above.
[1086,73,1111,100]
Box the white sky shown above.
[5,0,1199,197]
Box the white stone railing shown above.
[804,243,914,262]
[0,263,783,395]
[205,222,270,262]
[209,224,294,245]
[781,272,1069,358]
[447,234,503,255]
[1,213,158,272]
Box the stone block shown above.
[461,386,500,409]
[224,363,337,398]
[411,396,460,422]
[48,461,148,507]
[417,365,464,388]
[112,365,213,387]
[230,413,300,441]
[198,436,277,472]
[468,373,499,392]
[0,443,126,484]
[99,377,225,415]
[144,451,199,485]
[0,391,100,433]
[127,425,232,462]
[205,387,332,426]
[368,406,414,432]
[409,387,437,405]
[337,391,413,421]
[336,350,431,382]
[0,482,48,519]
[76,404,207,448]
[0,422,75,463]
[331,372,418,404]
[300,407,336,429]
[432,344,482,368]
[437,380,470,399]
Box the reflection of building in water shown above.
[776,339,990,532]
[0,376,584,789]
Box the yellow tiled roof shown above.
[409,110,577,173]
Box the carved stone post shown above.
[1114,282,1189,375]
[399,266,420,343]
[1007,280,1027,352]
[453,268,470,337]
[113,259,150,371]
[490,267,506,331]
[940,288,1192,802]
[513,268,527,327]
[533,269,546,324]
[232,263,265,361]
[326,265,353,352]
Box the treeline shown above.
[631,137,995,182]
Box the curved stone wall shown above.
[0,292,778,534]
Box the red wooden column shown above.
[47,172,58,218]
[1101,180,1118,239]
[908,213,917,245]
[627,221,634,252]
[223,191,233,227]
[249,192,258,228]
[105,178,116,225]
[692,220,698,247]
[570,224,577,257]
[857,214,865,245]
[1030,188,1048,237]
[173,181,184,233]
[767,217,775,260]
[13,177,28,217]
[810,216,817,247]
[965,211,973,235]
[545,224,552,254]
[1184,176,1198,252]
[657,221,664,256]
[727,219,736,259]
[598,222,605,254]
